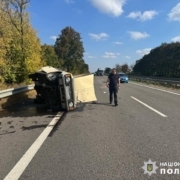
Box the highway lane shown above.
[1,76,180,180]
[0,102,58,179]
[127,82,180,119]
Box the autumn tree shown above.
[0,1,14,83]
[1,0,44,83]
[2,0,30,82]
[54,26,88,74]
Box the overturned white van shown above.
[29,66,97,111]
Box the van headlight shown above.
[66,77,71,83]
[47,73,57,81]
[69,102,73,108]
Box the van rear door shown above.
[73,74,97,105]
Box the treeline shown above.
[133,42,180,77]
[104,63,132,74]
[0,0,88,85]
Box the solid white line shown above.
[4,111,64,180]
[131,96,167,117]
[129,82,180,96]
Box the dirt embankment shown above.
[0,90,36,111]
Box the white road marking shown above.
[129,82,180,96]
[4,111,64,180]
[131,96,167,117]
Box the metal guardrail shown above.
[128,75,180,81]
[128,75,180,87]
[0,74,89,99]
[0,85,34,99]
[93,73,180,87]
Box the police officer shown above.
[106,68,120,106]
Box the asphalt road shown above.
[0,76,180,180]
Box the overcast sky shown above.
[28,0,180,72]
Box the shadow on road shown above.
[87,102,114,106]
[0,98,62,136]
[0,99,58,118]
[0,98,105,136]
[74,103,86,112]
[0,130,16,136]
[21,124,49,131]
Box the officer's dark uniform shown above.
[108,73,119,105]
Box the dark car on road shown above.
[96,69,104,76]
[118,72,128,83]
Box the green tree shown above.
[54,26,88,74]
[115,64,122,73]
[133,42,180,77]
[104,67,111,74]
[41,44,60,68]
[129,64,134,73]
[122,63,129,73]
